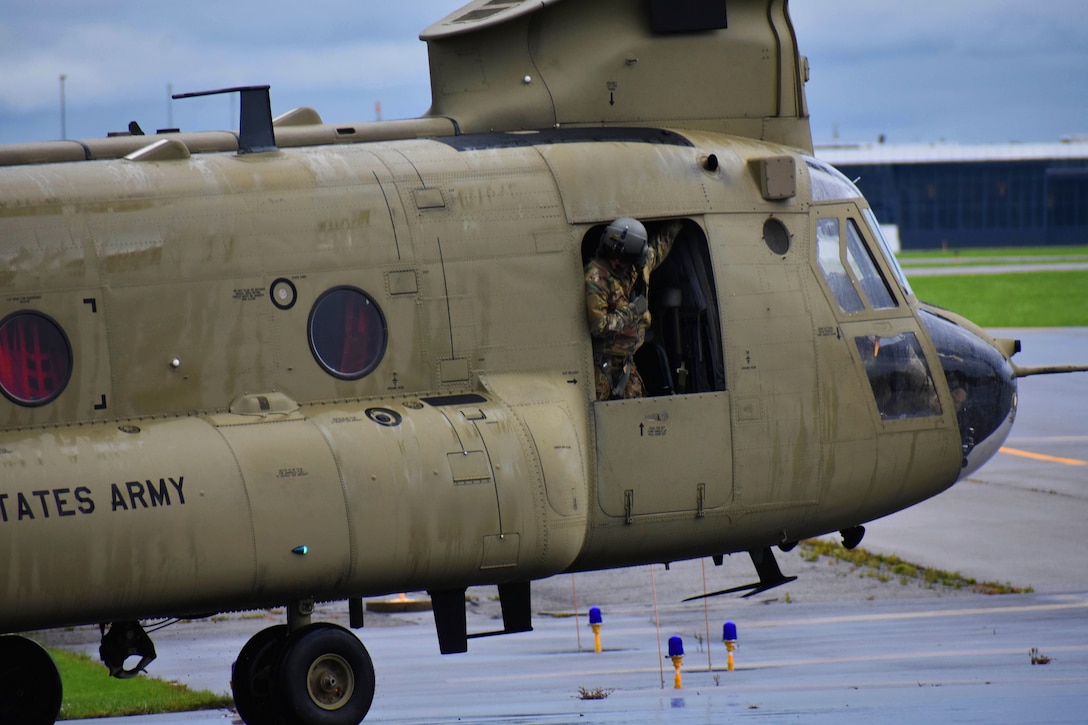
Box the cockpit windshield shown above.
[805,157,861,202]
[806,156,914,300]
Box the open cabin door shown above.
[586,221,732,520]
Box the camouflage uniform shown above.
[585,221,682,400]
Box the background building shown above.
[817,140,1088,250]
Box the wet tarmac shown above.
[861,327,1088,594]
[74,592,1088,724]
[64,328,1088,724]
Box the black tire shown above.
[277,623,375,725]
[232,625,290,725]
[0,635,62,725]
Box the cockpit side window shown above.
[815,217,864,313]
[845,219,897,310]
[814,210,902,315]
[854,332,942,419]
[863,208,914,298]
[806,154,912,305]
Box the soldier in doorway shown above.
[585,217,682,400]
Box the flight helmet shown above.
[599,217,648,267]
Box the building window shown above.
[308,287,387,380]
[0,311,73,406]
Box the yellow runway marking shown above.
[1000,446,1087,466]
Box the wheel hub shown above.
[307,653,354,710]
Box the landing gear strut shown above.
[233,620,375,725]
[0,635,62,725]
[100,620,157,678]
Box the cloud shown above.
[792,0,1088,143]
[1,1,1085,144]
[0,24,430,113]
[792,0,1085,57]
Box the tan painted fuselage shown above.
[0,126,965,632]
[0,2,1031,723]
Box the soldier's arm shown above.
[647,220,683,270]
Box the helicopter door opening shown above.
[582,219,733,520]
[580,219,726,399]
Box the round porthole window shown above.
[0,311,73,406]
[763,218,791,256]
[308,287,387,380]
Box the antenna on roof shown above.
[172,85,276,154]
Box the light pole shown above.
[59,74,67,140]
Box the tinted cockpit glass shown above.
[855,332,942,419]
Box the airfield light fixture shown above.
[589,606,603,652]
[668,635,684,688]
[723,621,738,671]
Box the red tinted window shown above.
[308,287,387,379]
[0,312,73,406]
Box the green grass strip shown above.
[52,648,233,721]
[799,539,1031,595]
[900,258,1087,269]
[898,245,1088,261]
[908,270,1088,327]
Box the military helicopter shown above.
[2,0,1084,723]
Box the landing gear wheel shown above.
[278,623,375,725]
[0,635,62,725]
[232,625,290,725]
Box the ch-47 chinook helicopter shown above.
[2,0,1086,723]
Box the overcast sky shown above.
[1,0,1085,147]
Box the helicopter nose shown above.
[918,308,1017,479]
